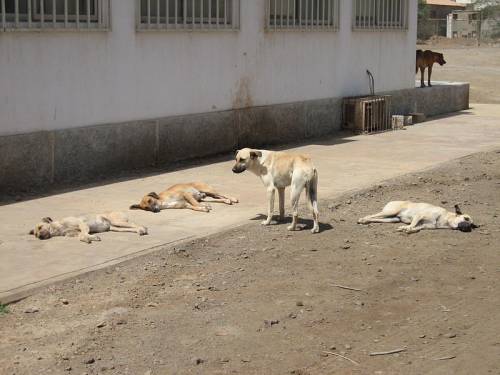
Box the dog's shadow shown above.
[250,214,333,232]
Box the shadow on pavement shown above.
[0,133,357,207]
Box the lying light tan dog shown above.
[29,212,147,243]
[232,148,319,233]
[130,182,238,213]
[358,201,478,234]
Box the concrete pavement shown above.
[1,103,500,303]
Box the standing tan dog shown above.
[232,148,319,233]
[358,201,478,234]
[416,49,446,88]
[29,212,147,243]
[130,183,238,213]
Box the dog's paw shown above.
[138,227,148,236]
[231,198,239,204]
[311,225,320,234]
[405,228,420,234]
[397,225,418,234]
[199,205,211,212]
[357,218,368,224]
[287,225,297,231]
[224,199,232,205]
[261,220,271,226]
[81,235,100,243]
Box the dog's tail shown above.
[416,49,422,74]
[305,168,319,213]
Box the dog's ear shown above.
[42,217,53,223]
[233,149,239,157]
[129,204,142,210]
[29,229,34,235]
[147,192,160,199]
[250,151,262,159]
[454,204,463,215]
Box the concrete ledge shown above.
[237,102,310,148]
[305,98,342,138]
[0,132,53,192]
[414,82,470,117]
[159,111,237,164]
[0,83,469,193]
[389,82,470,117]
[53,121,158,184]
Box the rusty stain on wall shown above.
[232,77,254,109]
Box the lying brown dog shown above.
[416,49,446,88]
[130,182,238,213]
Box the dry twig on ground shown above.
[322,351,360,366]
[434,355,456,361]
[331,284,363,292]
[369,348,407,356]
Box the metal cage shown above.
[342,95,392,134]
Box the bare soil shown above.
[416,40,500,105]
[1,151,500,375]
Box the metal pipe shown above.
[200,0,204,29]
[41,0,45,28]
[64,0,68,27]
[87,0,91,28]
[1,0,5,30]
[28,0,32,27]
[15,0,19,26]
[223,0,226,27]
[75,0,79,29]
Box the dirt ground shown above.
[1,150,499,375]
[416,40,500,105]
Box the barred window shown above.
[266,0,339,31]
[137,0,240,31]
[353,0,408,30]
[0,0,110,31]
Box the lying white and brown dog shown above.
[130,182,238,213]
[358,201,478,234]
[29,212,148,243]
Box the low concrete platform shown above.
[1,103,499,304]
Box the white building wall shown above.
[447,13,453,37]
[0,0,417,136]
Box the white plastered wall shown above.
[0,0,417,136]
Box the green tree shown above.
[418,0,429,22]
[474,0,500,9]
[479,4,500,19]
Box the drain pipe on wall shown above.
[366,70,375,96]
